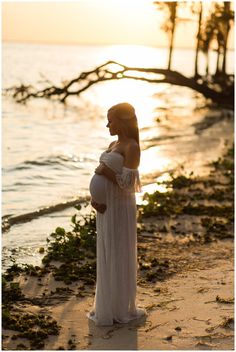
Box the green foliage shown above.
[53,261,96,285]
[3,206,97,286]
[3,264,24,281]
[140,190,184,218]
[2,267,60,349]
[204,145,233,176]
[201,217,233,240]
[169,173,195,189]
[40,208,97,285]
[2,310,60,349]
[22,264,42,276]
[138,256,170,283]
[138,144,234,222]
[42,229,81,264]
[43,210,96,265]
[183,204,233,218]
[2,279,25,305]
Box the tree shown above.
[4,2,234,109]
[4,61,234,108]
[191,2,203,78]
[220,2,234,74]
[154,1,178,70]
[199,2,234,77]
[199,15,215,76]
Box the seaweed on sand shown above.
[2,278,60,349]
[2,309,60,349]
[137,144,234,243]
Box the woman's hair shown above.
[108,102,140,146]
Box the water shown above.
[2,42,234,268]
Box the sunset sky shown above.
[2,0,235,48]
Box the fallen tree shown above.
[4,61,234,108]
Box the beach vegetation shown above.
[2,280,25,305]
[138,144,234,243]
[2,277,60,349]
[2,310,60,349]
[42,211,96,265]
[41,210,97,285]
[3,145,233,288]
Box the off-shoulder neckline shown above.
[102,151,139,170]
[104,150,124,158]
[123,166,139,171]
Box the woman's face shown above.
[106,112,120,136]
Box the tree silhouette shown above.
[199,2,234,77]
[191,2,203,78]
[154,1,178,70]
[219,2,234,74]
[4,1,234,109]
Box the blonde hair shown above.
[108,102,140,146]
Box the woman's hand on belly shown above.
[95,162,117,184]
[91,199,107,214]
[95,163,105,175]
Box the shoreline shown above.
[2,138,233,271]
[2,143,234,350]
[2,109,234,271]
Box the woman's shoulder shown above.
[125,139,140,153]
[108,141,117,148]
[123,139,140,168]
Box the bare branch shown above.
[3,61,234,108]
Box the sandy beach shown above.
[2,144,234,351]
[2,2,235,350]
[2,238,234,350]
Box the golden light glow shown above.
[2,1,234,48]
[139,147,172,175]
[2,0,163,46]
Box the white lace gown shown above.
[87,151,147,326]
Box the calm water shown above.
[2,42,234,268]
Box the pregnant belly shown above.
[89,174,106,204]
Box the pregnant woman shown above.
[87,102,147,326]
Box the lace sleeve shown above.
[115,167,142,192]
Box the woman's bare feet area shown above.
[91,199,107,214]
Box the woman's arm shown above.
[123,143,140,169]
[95,163,117,184]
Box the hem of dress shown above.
[86,308,147,326]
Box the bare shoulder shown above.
[124,139,140,169]
[108,141,117,148]
[125,140,140,154]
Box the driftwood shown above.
[4,61,234,108]
[2,196,90,232]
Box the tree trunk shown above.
[168,27,175,70]
[168,2,177,70]
[222,2,231,74]
[194,3,203,78]
[215,43,221,76]
[222,31,229,74]
[206,51,209,76]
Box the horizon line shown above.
[3,39,235,52]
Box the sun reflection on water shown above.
[139,147,171,175]
[136,173,172,205]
